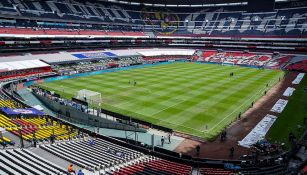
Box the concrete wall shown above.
[34,93,145,132]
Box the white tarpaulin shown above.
[283,87,295,97]
[238,114,277,148]
[270,99,288,113]
[292,73,305,84]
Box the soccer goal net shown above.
[75,89,102,106]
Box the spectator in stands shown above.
[2,141,7,149]
[106,146,111,153]
[88,138,95,146]
[77,169,84,175]
[67,164,75,174]
[116,151,124,158]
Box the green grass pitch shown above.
[39,62,284,139]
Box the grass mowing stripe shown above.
[38,62,283,139]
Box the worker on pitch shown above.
[128,80,137,86]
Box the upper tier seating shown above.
[0,0,306,37]
[0,149,66,175]
[0,27,146,37]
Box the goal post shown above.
[75,89,102,106]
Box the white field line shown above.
[131,109,203,132]
[206,79,276,133]
[149,99,187,116]
[42,67,279,136]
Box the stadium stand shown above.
[286,60,307,72]
[0,114,17,129]
[40,138,144,171]
[0,100,17,108]
[8,118,76,141]
[199,167,233,175]
[0,149,66,175]
[0,0,305,174]
[113,158,193,175]
[0,1,305,37]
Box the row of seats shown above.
[0,136,14,146]
[238,164,288,175]
[143,56,189,62]
[40,138,143,171]
[0,114,75,141]
[0,114,18,129]
[0,149,66,175]
[0,0,306,36]
[113,158,192,175]
[0,100,17,108]
[11,125,76,141]
[286,60,307,72]
[0,27,146,36]
[200,167,233,175]
[195,51,271,66]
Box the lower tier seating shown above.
[0,115,77,141]
[0,114,18,129]
[0,100,17,108]
[0,149,66,175]
[40,138,143,171]
[200,167,233,175]
[113,158,192,175]
[0,136,14,146]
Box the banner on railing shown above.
[1,107,44,115]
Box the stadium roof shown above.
[97,0,291,6]
[101,0,248,6]
[21,0,292,7]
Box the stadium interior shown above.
[0,0,306,174]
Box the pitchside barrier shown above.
[100,107,173,133]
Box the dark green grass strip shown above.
[267,76,307,147]
[37,63,283,140]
